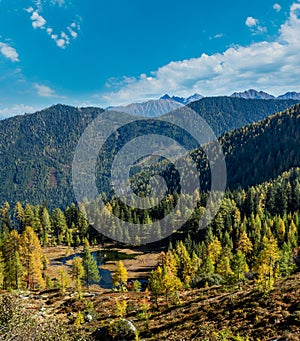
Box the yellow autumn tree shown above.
[255,235,280,293]
[148,265,181,306]
[207,237,222,266]
[237,229,253,255]
[19,226,45,289]
[71,256,85,295]
[112,260,128,291]
[3,229,24,289]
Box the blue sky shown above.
[0,0,299,117]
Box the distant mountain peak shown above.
[231,89,275,100]
[230,89,300,101]
[159,93,203,104]
[277,91,300,100]
[107,98,183,117]
[160,94,172,100]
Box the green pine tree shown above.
[82,246,100,288]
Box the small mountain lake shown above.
[57,249,136,289]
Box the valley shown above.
[0,95,300,340]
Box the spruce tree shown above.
[82,246,100,288]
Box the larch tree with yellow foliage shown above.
[112,260,128,291]
[19,226,45,289]
[255,234,280,293]
[3,229,24,289]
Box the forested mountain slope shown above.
[0,98,298,209]
[188,96,298,136]
[0,105,104,208]
[220,103,300,189]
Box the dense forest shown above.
[0,98,298,210]
[1,166,300,290]
[188,96,299,136]
[0,166,300,339]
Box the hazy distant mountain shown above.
[231,89,275,100]
[231,89,300,100]
[277,92,300,100]
[108,93,203,117]
[160,93,203,104]
[108,90,300,117]
[107,99,183,117]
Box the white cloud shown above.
[34,83,57,97]
[273,3,282,12]
[55,39,66,48]
[61,31,70,43]
[67,27,78,38]
[0,104,36,118]
[26,2,80,49]
[245,16,258,27]
[0,42,19,62]
[214,33,223,39]
[50,25,79,48]
[102,2,300,105]
[32,0,42,10]
[25,7,34,13]
[245,16,266,34]
[51,0,65,5]
[30,11,46,29]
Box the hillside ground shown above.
[3,246,300,341]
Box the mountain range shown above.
[107,98,183,117]
[107,89,300,117]
[0,97,300,210]
[231,89,300,100]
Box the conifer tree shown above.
[24,205,41,235]
[216,250,233,279]
[207,237,222,266]
[275,217,286,245]
[82,245,100,288]
[148,266,162,307]
[52,208,68,245]
[232,250,249,289]
[255,235,280,293]
[279,242,296,277]
[0,202,12,233]
[58,268,71,294]
[175,241,193,285]
[19,226,45,289]
[41,207,52,246]
[163,250,178,276]
[0,252,4,288]
[287,219,298,248]
[112,260,128,291]
[71,256,84,295]
[201,255,215,275]
[161,265,182,305]
[237,229,253,256]
[14,202,25,232]
[148,265,181,306]
[2,229,23,289]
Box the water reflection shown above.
[58,249,135,289]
